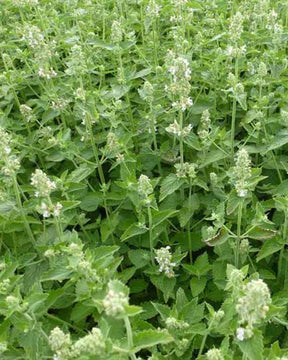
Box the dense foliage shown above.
[1,0,288,359]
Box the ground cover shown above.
[1,0,288,359]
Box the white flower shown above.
[236,327,245,341]
[103,282,129,317]
[155,246,176,278]
[31,169,56,197]
[138,174,153,197]
[236,279,271,327]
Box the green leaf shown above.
[150,275,176,303]
[67,165,95,183]
[179,299,205,324]
[237,330,263,360]
[248,226,277,241]
[151,302,171,320]
[121,223,148,242]
[80,192,102,211]
[183,253,211,277]
[190,276,207,297]
[266,130,288,152]
[227,190,243,215]
[203,228,230,247]
[101,213,119,242]
[130,68,152,79]
[160,174,186,202]
[152,209,178,229]
[133,329,173,352]
[178,194,200,227]
[257,236,283,262]
[236,91,247,111]
[124,305,143,317]
[128,249,150,268]
[41,267,72,282]
[183,133,201,150]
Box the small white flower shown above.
[236,327,245,341]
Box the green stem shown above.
[13,177,37,252]
[47,197,63,241]
[124,316,137,360]
[188,181,192,264]
[231,56,239,158]
[179,111,184,168]
[147,205,155,265]
[198,332,208,357]
[235,201,243,268]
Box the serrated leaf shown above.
[159,174,186,202]
[183,252,211,277]
[257,236,283,262]
[248,226,277,240]
[150,275,176,303]
[124,305,143,317]
[130,68,152,79]
[190,276,207,297]
[237,330,263,360]
[121,223,148,242]
[265,130,288,152]
[128,249,150,268]
[178,194,200,227]
[236,91,247,111]
[151,302,171,320]
[183,133,201,150]
[227,190,243,215]
[204,228,230,247]
[152,209,178,228]
[67,165,95,183]
[80,192,102,211]
[133,329,173,352]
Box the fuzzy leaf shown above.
[159,174,186,202]
[248,226,277,241]
[133,329,173,352]
[237,330,263,360]
[204,228,230,247]
[257,236,283,262]
[190,276,207,297]
[121,223,148,242]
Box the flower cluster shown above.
[49,326,105,359]
[175,162,197,179]
[138,174,153,198]
[155,246,176,278]
[31,169,56,198]
[165,120,192,137]
[0,279,10,294]
[39,201,62,218]
[38,67,57,79]
[31,169,63,218]
[65,45,87,76]
[146,0,161,18]
[65,242,99,282]
[236,279,271,330]
[138,81,154,103]
[0,127,20,178]
[106,132,122,158]
[165,50,193,111]
[206,348,224,360]
[103,280,129,317]
[229,149,252,197]
[198,109,211,140]
[70,328,105,357]
[111,20,123,43]
[229,12,244,43]
[20,104,36,123]
[165,317,189,330]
